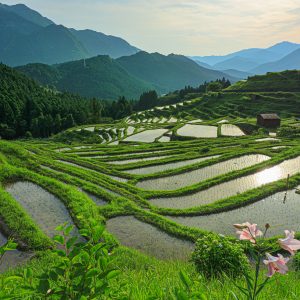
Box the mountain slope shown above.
[221,69,252,79]
[191,42,300,72]
[70,29,139,59]
[226,70,300,92]
[2,24,90,66]
[117,52,236,93]
[0,3,53,27]
[16,56,154,100]
[213,56,259,72]
[250,49,300,75]
[0,3,140,66]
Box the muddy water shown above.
[0,231,33,272]
[138,154,270,191]
[106,216,194,260]
[150,156,300,209]
[126,155,220,175]
[6,182,78,238]
[84,191,108,206]
[170,188,300,237]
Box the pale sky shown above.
[3,0,300,55]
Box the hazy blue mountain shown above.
[221,69,252,79]
[117,52,236,93]
[191,42,300,72]
[1,24,90,66]
[192,58,213,69]
[0,3,140,66]
[250,48,300,74]
[213,56,259,72]
[16,56,154,100]
[0,3,53,27]
[268,41,300,55]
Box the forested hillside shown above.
[227,70,300,92]
[117,52,236,92]
[0,64,135,139]
[16,56,154,100]
[17,53,235,99]
[0,4,139,66]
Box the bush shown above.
[192,233,249,278]
[293,252,300,271]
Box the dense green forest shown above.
[16,56,154,100]
[1,62,234,139]
[16,53,236,100]
[0,64,135,139]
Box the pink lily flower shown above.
[263,253,289,277]
[234,222,262,243]
[278,230,300,255]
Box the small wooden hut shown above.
[257,114,281,128]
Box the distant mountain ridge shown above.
[117,51,236,93]
[0,3,139,66]
[191,42,300,76]
[17,52,237,100]
[16,56,154,100]
[250,48,300,74]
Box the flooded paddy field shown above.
[109,155,171,165]
[126,155,220,175]
[138,154,270,191]
[221,124,245,136]
[150,156,300,209]
[124,129,169,143]
[170,188,300,236]
[0,231,33,272]
[6,181,78,238]
[106,216,194,260]
[57,160,128,182]
[177,125,218,138]
[84,191,108,206]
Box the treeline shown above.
[0,64,135,139]
[0,63,231,139]
[133,78,232,110]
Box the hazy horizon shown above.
[2,0,300,56]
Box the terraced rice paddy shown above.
[57,160,128,182]
[85,191,108,206]
[1,117,300,265]
[170,188,300,236]
[256,138,281,142]
[177,124,218,138]
[124,129,169,143]
[109,155,171,165]
[138,154,270,191]
[106,216,194,260]
[158,136,171,142]
[150,156,300,208]
[221,124,245,136]
[6,181,78,238]
[126,155,220,175]
[126,126,135,135]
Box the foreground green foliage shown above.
[192,233,249,278]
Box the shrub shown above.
[293,252,300,271]
[192,233,249,278]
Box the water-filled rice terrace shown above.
[1,113,300,270]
